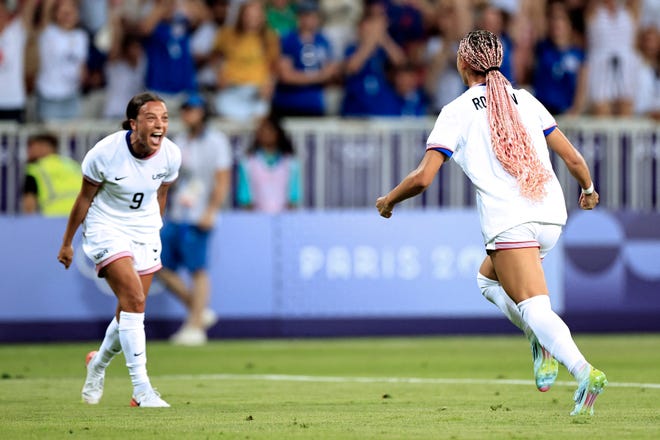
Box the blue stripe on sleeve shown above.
[544,125,557,136]
[428,147,454,158]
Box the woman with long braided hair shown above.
[376,30,606,416]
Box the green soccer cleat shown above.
[530,335,558,392]
[571,367,608,416]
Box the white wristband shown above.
[581,183,594,195]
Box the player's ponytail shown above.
[458,30,550,201]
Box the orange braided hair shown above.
[458,30,551,201]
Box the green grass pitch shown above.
[1,334,659,439]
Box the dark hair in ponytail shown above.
[121,92,165,130]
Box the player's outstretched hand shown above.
[376,196,393,218]
[578,190,599,210]
[57,245,74,269]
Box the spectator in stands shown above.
[159,94,232,346]
[236,113,302,213]
[190,0,229,92]
[102,5,146,119]
[135,0,207,111]
[0,0,38,123]
[212,0,280,121]
[22,132,81,217]
[266,0,297,36]
[271,0,340,117]
[633,24,660,119]
[423,0,471,113]
[585,0,641,116]
[532,0,588,115]
[392,61,428,116]
[339,9,406,117]
[35,0,89,122]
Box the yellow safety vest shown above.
[26,154,82,217]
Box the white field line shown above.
[160,373,660,390]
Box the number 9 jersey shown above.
[81,130,182,243]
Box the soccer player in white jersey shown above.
[376,30,607,416]
[57,92,182,408]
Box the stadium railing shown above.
[1,116,658,214]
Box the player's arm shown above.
[546,128,599,210]
[57,178,99,269]
[376,150,446,218]
[157,181,173,218]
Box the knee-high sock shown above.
[518,295,589,379]
[90,317,122,373]
[118,311,151,394]
[477,273,533,339]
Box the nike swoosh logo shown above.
[133,352,144,357]
[115,176,128,181]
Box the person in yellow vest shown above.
[22,132,82,216]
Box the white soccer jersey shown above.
[426,84,568,244]
[82,130,182,242]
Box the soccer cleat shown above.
[530,335,558,392]
[571,367,607,416]
[81,351,104,404]
[130,388,170,408]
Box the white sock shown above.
[477,273,533,339]
[118,311,151,395]
[518,295,589,379]
[91,317,122,372]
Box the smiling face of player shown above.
[129,101,169,158]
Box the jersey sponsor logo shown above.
[114,176,128,181]
[152,172,168,180]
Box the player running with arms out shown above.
[57,92,182,408]
[376,30,607,416]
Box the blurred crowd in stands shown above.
[0,0,658,124]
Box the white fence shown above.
[1,116,659,214]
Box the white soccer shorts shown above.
[82,229,162,277]
[485,222,562,259]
